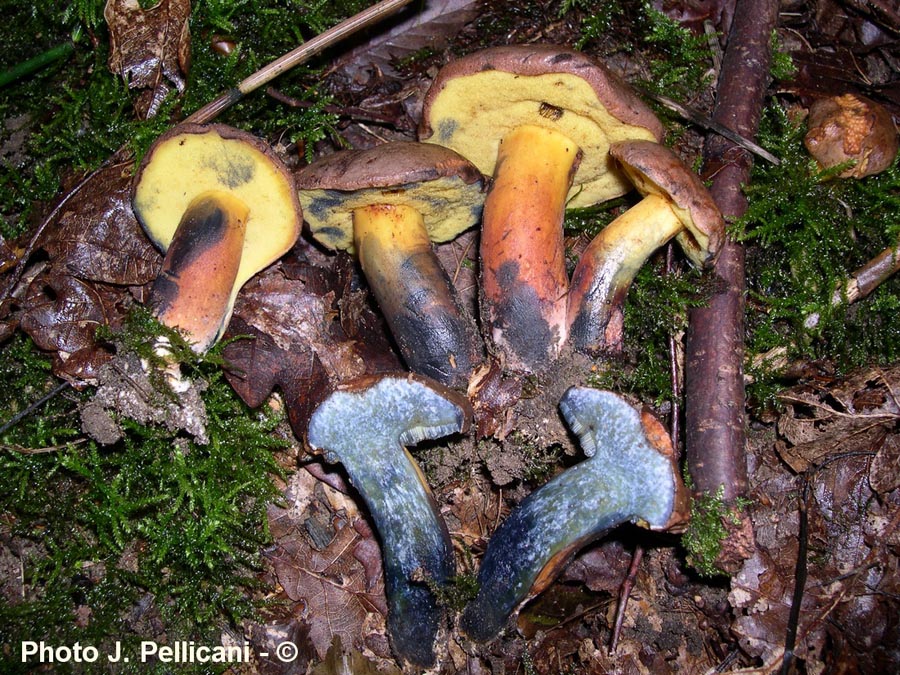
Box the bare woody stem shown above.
[481,124,579,371]
[684,0,780,568]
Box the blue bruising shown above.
[307,378,464,667]
[435,118,458,144]
[306,191,346,221]
[202,151,255,189]
[460,388,676,642]
[312,226,344,247]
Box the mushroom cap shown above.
[133,123,302,290]
[419,44,664,207]
[804,93,899,179]
[295,141,485,253]
[609,139,725,268]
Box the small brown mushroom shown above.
[420,45,663,372]
[567,140,724,355]
[295,141,485,389]
[133,123,301,353]
[804,93,899,179]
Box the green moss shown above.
[0,329,289,672]
[588,263,713,405]
[681,485,748,578]
[737,103,900,405]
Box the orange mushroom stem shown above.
[481,125,581,371]
[150,192,248,353]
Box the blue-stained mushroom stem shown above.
[459,387,689,642]
[567,140,725,356]
[306,374,472,667]
[295,142,485,390]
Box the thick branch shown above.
[684,0,779,509]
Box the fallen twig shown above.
[185,0,414,124]
[684,0,781,572]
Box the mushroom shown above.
[459,387,689,643]
[295,141,485,389]
[419,45,663,372]
[133,123,301,353]
[567,139,725,355]
[306,373,472,667]
[804,93,899,179]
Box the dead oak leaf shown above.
[20,270,118,381]
[42,162,160,286]
[105,0,191,119]
[268,517,387,661]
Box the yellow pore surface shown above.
[134,130,300,289]
[423,71,659,208]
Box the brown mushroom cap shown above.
[419,44,664,207]
[295,141,485,253]
[609,139,724,268]
[133,123,302,292]
[804,93,899,179]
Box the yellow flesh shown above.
[352,203,431,267]
[423,71,659,207]
[133,131,299,291]
[481,124,576,358]
[571,194,683,298]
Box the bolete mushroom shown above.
[133,123,301,353]
[567,139,725,355]
[306,374,471,667]
[419,45,663,371]
[459,387,689,643]
[295,141,485,389]
[804,93,899,179]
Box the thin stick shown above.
[0,42,74,88]
[779,478,809,675]
[637,87,781,166]
[609,545,644,653]
[184,0,414,124]
[0,380,71,437]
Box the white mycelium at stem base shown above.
[459,387,683,643]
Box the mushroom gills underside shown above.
[423,70,659,207]
[459,388,678,642]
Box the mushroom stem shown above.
[567,194,683,355]
[459,388,688,643]
[150,191,248,353]
[353,203,478,389]
[307,375,470,667]
[481,124,580,372]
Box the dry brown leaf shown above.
[104,0,191,119]
[42,162,159,286]
[775,366,900,473]
[20,271,117,380]
[267,470,387,662]
[269,519,386,661]
[331,0,482,82]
